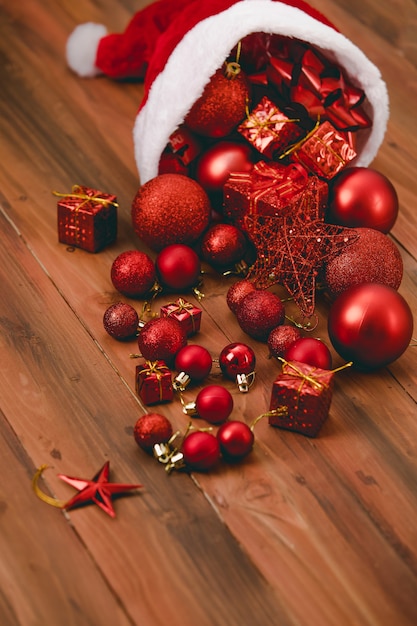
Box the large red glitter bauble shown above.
[201,223,247,269]
[324,227,403,298]
[236,290,285,341]
[131,174,211,251]
[174,345,212,382]
[219,342,256,379]
[133,413,173,452]
[196,141,254,195]
[267,325,302,358]
[184,66,250,138]
[138,317,187,364]
[328,167,399,233]
[285,337,333,370]
[217,421,254,461]
[328,283,413,370]
[103,302,139,341]
[195,385,234,424]
[226,279,257,314]
[111,250,156,298]
[182,431,220,471]
[156,244,201,291]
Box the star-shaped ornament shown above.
[245,176,359,318]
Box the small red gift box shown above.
[268,359,335,437]
[160,298,202,337]
[135,360,173,405]
[56,185,117,252]
[238,96,304,159]
[168,126,202,166]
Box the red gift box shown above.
[168,126,202,165]
[135,360,173,405]
[268,359,335,437]
[160,298,202,337]
[56,185,117,252]
[238,96,304,159]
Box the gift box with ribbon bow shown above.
[135,360,174,406]
[160,298,202,337]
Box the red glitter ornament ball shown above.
[267,325,302,358]
[131,174,211,252]
[196,141,254,195]
[175,345,212,382]
[103,302,139,341]
[182,431,220,471]
[217,421,254,461]
[285,337,333,370]
[226,279,257,314]
[323,228,403,299]
[236,290,285,341]
[133,413,173,452]
[201,223,247,269]
[328,167,399,233]
[111,250,156,298]
[195,385,234,424]
[328,283,413,370]
[219,342,256,380]
[156,244,201,291]
[138,317,187,365]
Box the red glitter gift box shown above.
[160,298,202,337]
[56,185,118,252]
[268,359,335,437]
[135,360,173,405]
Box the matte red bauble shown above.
[103,302,139,341]
[138,317,187,364]
[267,325,302,359]
[182,431,220,471]
[226,279,257,314]
[217,421,255,461]
[133,413,173,452]
[131,174,211,251]
[285,337,333,370]
[219,343,256,379]
[328,283,413,370]
[236,290,285,341]
[323,227,403,298]
[328,167,399,233]
[156,244,201,291]
[175,345,212,381]
[111,250,156,298]
[196,142,254,195]
[201,223,247,269]
[195,385,234,424]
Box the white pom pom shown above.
[66,22,108,78]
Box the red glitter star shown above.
[246,177,358,318]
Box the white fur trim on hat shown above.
[66,23,108,78]
[134,0,389,184]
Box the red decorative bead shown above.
[111,250,156,298]
[236,290,285,341]
[156,244,201,291]
[195,385,234,424]
[174,345,212,382]
[138,317,187,365]
[226,279,257,314]
[182,431,220,471]
[285,337,333,370]
[200,223,247,269]
[219,342,256,379]
[133,413,173,452]
[103,302,139,341]
[217,421,254,460]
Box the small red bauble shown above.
[156,244,201,291]
[267,325,302,359]
[226,279,257,314]
[175,345,212,381]
[285,337,333,370]
[131,174,211,251]
[328,167,399,233]
[200,223,247,269]
[138,317,187,364]
[111,250,156,298]
[195,385,234,424]
[182,431,220,471]
[236,290,285,341]
[103,302,139,341]
[217,421,254,461]
[219,342,256,379]
[328,283,413,370]
[196,141,254,195]
[133,413,173,452]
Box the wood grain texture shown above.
[0,0,416,625]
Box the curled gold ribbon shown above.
[32,465,67,508]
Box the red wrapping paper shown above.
[268,359,335,437]
[56,185,117,252]
[160,298,202,336]
[168,126,202,165]
[135,360,173,405]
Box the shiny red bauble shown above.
[328,167,399,233]
[328,283,413,370]
[131,174,211,251]
[285,337,333,370]
[226,279,257,314]
[195,385,234,424]
[174,345,212,382]
[217,421,254,461]
[156,244,201,291]
[200,223,247,269]
[196,141,254,195]
[133,413,173,452]
[182,431,220,471]
[103,302,139,341]
[267,325,302,359]
[111,250,156,298]
[138,317,187,364]
[219,342,256,380]
[236,290,285,341]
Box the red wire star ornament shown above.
[245,176,359,318]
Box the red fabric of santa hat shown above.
[67,0,389,185]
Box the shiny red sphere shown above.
[111,250,156,298]
[133,413,173,452]
[174,345,212,381]
[219,342,256,379]
[138,317,187,364]
[328,167,399,233]
[156,244,201,291]
[201,223,247,269]
[196,142,254,194]
[195,385,234,424]
[182,431,220,471]
[217,421,254,460]
[328,283,413,370]
[285,337,333,370]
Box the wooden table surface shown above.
[1,1,416,625]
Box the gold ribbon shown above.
[32,465,67,508]
[139,361,171,401]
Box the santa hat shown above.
[67,0,389,185]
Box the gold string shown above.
[32,465,67,508]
